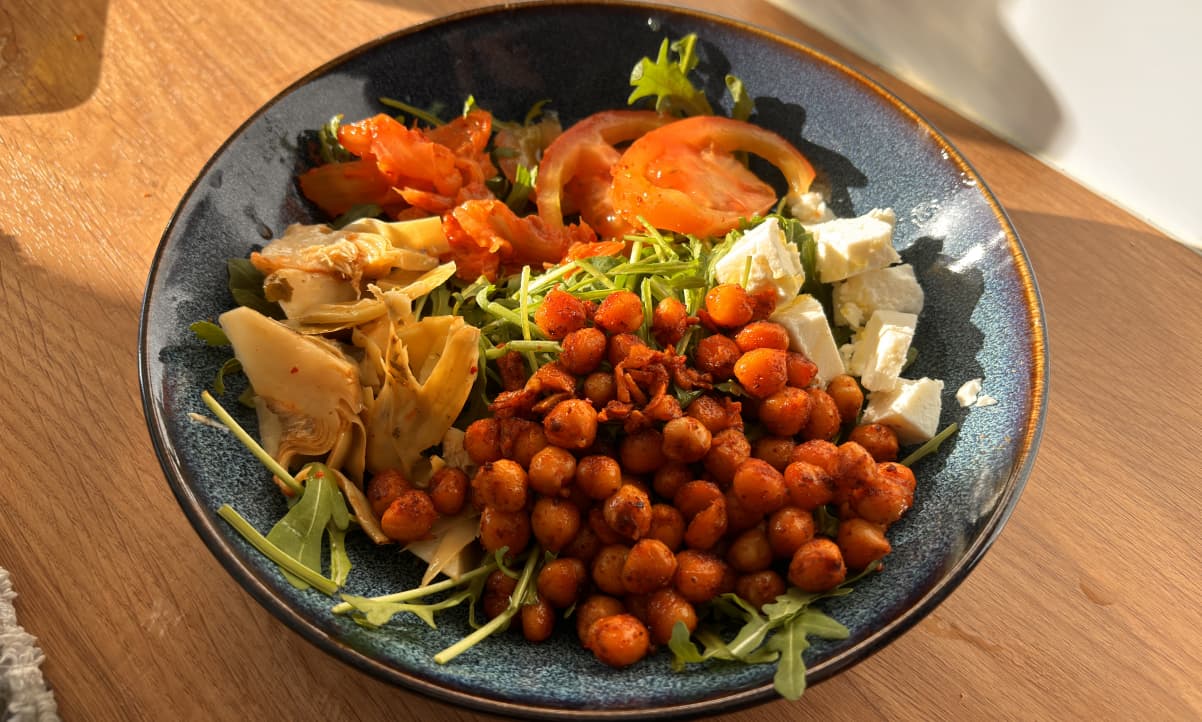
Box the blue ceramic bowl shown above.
[139,2,1047,717]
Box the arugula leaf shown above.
[327,523,352,587]
[379,96,445,126]
[504,164,537,212]
[767,617,810,700]
[628,35,714,117]
[725,75,754,121]
[667,621,706,671]
[213,357,241,396]
[217,505,338,595]
[900,422,960,467]
[189,320,229,346]
[340,589,472,629]
[265,463,347,590]
[798,608,850,640]
[227,258,284,319]
[814,504,840,538]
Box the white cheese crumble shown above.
[809,208,901,283]
[770,294,846,385]
[956,378,983,407]
[862,377,944,444]
[791,191,835,224]
[832,263,925,329]
[713,217,805,303]
[849,310,917,392]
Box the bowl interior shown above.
[140,2,1046,718]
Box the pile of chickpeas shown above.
[366,282,917,669]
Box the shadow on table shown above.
[0,0,109,115]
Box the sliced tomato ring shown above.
[609,115,816,238]
[534,110,672,236]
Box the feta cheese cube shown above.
[790,191,835,224]
[832,263,924,328]
[862,377,944,444]
[955,378,983,407]
[809,208,901,283]
[770,294,845,385]
[713,217,805,303]
[850,310,917,392]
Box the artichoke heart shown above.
[219,306,364,482]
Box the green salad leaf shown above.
[227,258,283,319]
[628,35,714,117]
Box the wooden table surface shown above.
[3,0,1200,719]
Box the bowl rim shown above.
[137,1,1049,718]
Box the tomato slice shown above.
[609,115,816,238]
[535,110,672,238]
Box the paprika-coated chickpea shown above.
[826,374,865,425]
[753,436,796,471]
[683,498,728,550]
[851,474,913,526]
[652,463,692,500]
[733,348,789,398]
[471,459,528,512]
[673,550,731,604]
[583,371,617,407]
[790,439,839,476]
[767,506,816,558]
[726,525,774,573]
[560,326,608,375]
[704,284,754,328]
[544,398,598,450]
[724,487,765,535]
[534,289,587,340]
[576,595,625,645]
[703,428,751,486]
[646,588,698,645]
[686,395,731,433]
[575,455,623,500]
[380,489,437,543]
[783,461,835,510]
[673,480,724,521]
[594,290,645,334]
[734,321,790,352]
[757,386,812,436]
[367,468,410,518]
[591,544,631,596]
[428,467,468,516]
[510,423,549,468]
[561,524,603,565]
[661,416,713,463]
[464,418,502,465]
[802,388,841,441]
[837,518,892,569]
[603,484,653,541]
[652,296,691,348]
[848,423,900,462]
[528,445,577,497]
[788,538,847,592]
[537,557,589,608]
[785,352,818,388]
[732,458,788,515]
[482,569,517,619]
[479,506,531,557]
[531,497,582,553]
[521,595,556,643]
[606,333,646,367]
[647,504,686,551]
[878,461,917,494]
[623,593,651,624]
[735,570,787,609]
[589,506,627,545]
[587,614,651,668]
[694,334,741,380]
[621,538,679,595]
[619,428,667,475]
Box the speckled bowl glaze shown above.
[139,2,1047,718]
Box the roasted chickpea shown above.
[660,416,712,463]
[836,441,878,488]
[576,595,625,644]
[380,489,437,543]
[694,334,741,380]
[790,439,839,476]
[672,480,722,520]
[520,595,556,642]
[753,436,796,471]
[496,350,529,392]
[528,445,577,497]
[683,498,728,550]
[623,593,651,624]
[594,290,644,334]
[588,614,651,668]
[652,296,691,348]
[724,487,764,535]
[482,569,517,619]
[606,332,646,367]
[561,326,608,375]
[464,418,502,465]
[510,423,549,468]
[575,455,623,500]
[428,467,468,516]
[472,459,528,512]
[732,458,788,515]
[838,518,892,569]
[851,474,913,526]
[735,570,787,609]
[733,348,789,398]
[788,538,847,592]
[588,506,627,545]
[767,506,816,558]
[826,374,865,425]
[592,544,631,596]
[704,284,754,328]
[758,386,813,436]
[544,398,598,450]
[734,321,790,352]
[538,557,588,608]
[726,525,773,573]
[535,289,587,340]
[686,395,731,433]
[561,524,603,565]
[646,588,698,645]
[479,506,531,556]
[878,461,917,494]
[366,468,410,518]
[783,461,835,510]
[619,428,666,475]
[652,463,692,500]
[531,497,582,553]
[848,423,900,462]
[673,550,730,604]
[647,504,686,551]
[703,428,751,486]
[785,351,818,388]
[621,538,678,595]
[802,388,841,441]
[583,371,617,407]
[603,484,653,541]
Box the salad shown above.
[191,34,956,701]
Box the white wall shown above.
[768,0,1202,247]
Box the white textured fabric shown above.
[0,569,59,722]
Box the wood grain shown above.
[2,0,1200,720]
